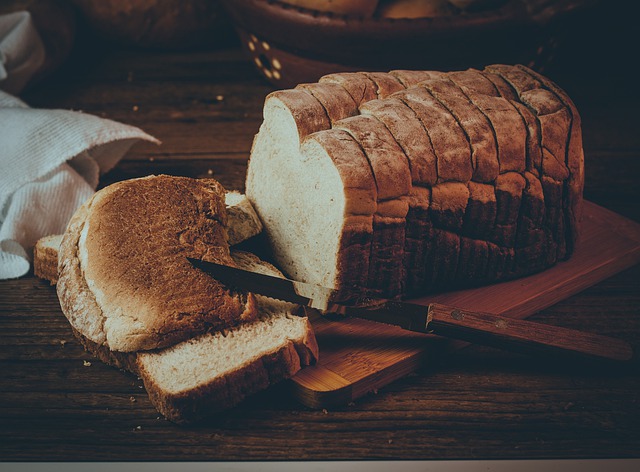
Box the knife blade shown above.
[188,257,634,362]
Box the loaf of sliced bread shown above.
[246,66,584,297]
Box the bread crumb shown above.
[322,409,328,415]
[129,396,136,403]
[149,156,155,162]
[83,360,91,367]
[59,340,67,347]
[388,439,393,444]
[207,169,214,175]
[132,105,139,112]
[134,426,142,431]
[216,95,224,102]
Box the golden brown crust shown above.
[418,78,499,184]
[359,97,438,186]
[335,114,411,297]
[296,82,359,124]
[266,89,331,141]
[320,72,379,107]
[363,72,405,98]
[58,175,258,352]
[390,70,443,88]
[397,86,473,183]
[57,197,108,346]
[514,65,584,255]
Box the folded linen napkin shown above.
[0,11,159,279]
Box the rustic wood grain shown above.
[1,15,639,460]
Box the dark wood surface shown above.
[1,11,640,460]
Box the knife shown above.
[188,257,633,363]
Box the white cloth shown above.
[0,12,159,279]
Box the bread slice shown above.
[57,175,258,353]
[34,234,63,284]
[224,191,263,245]
[35,238,318,423]
[359,98,436,293]
[246,91,377,293]
[335,114,411,297]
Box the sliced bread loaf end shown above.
[247,92,377,292]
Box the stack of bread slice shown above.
[37,176,318,423]
[246,64,584,298]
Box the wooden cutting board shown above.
[289,201,640,408]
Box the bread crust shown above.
[363,72,405,98]
[57,175,258,352]
[297,82,359,124]
[390,70,443,88]
[485,65,578,260]
[419,78,499,183]
[320,72,379,106]
[266,89,331,141]
[397,86,473,183]
[360,97,438,186]
[359,98,436,294]
[515,65,584,256]
[336,114,411,297]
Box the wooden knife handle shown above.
[427,303,634,362]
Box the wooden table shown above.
[1,15,639,461]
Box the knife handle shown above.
[427,303,633,362]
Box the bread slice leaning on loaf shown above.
[246,65,584,298]
[36,236,317,423]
